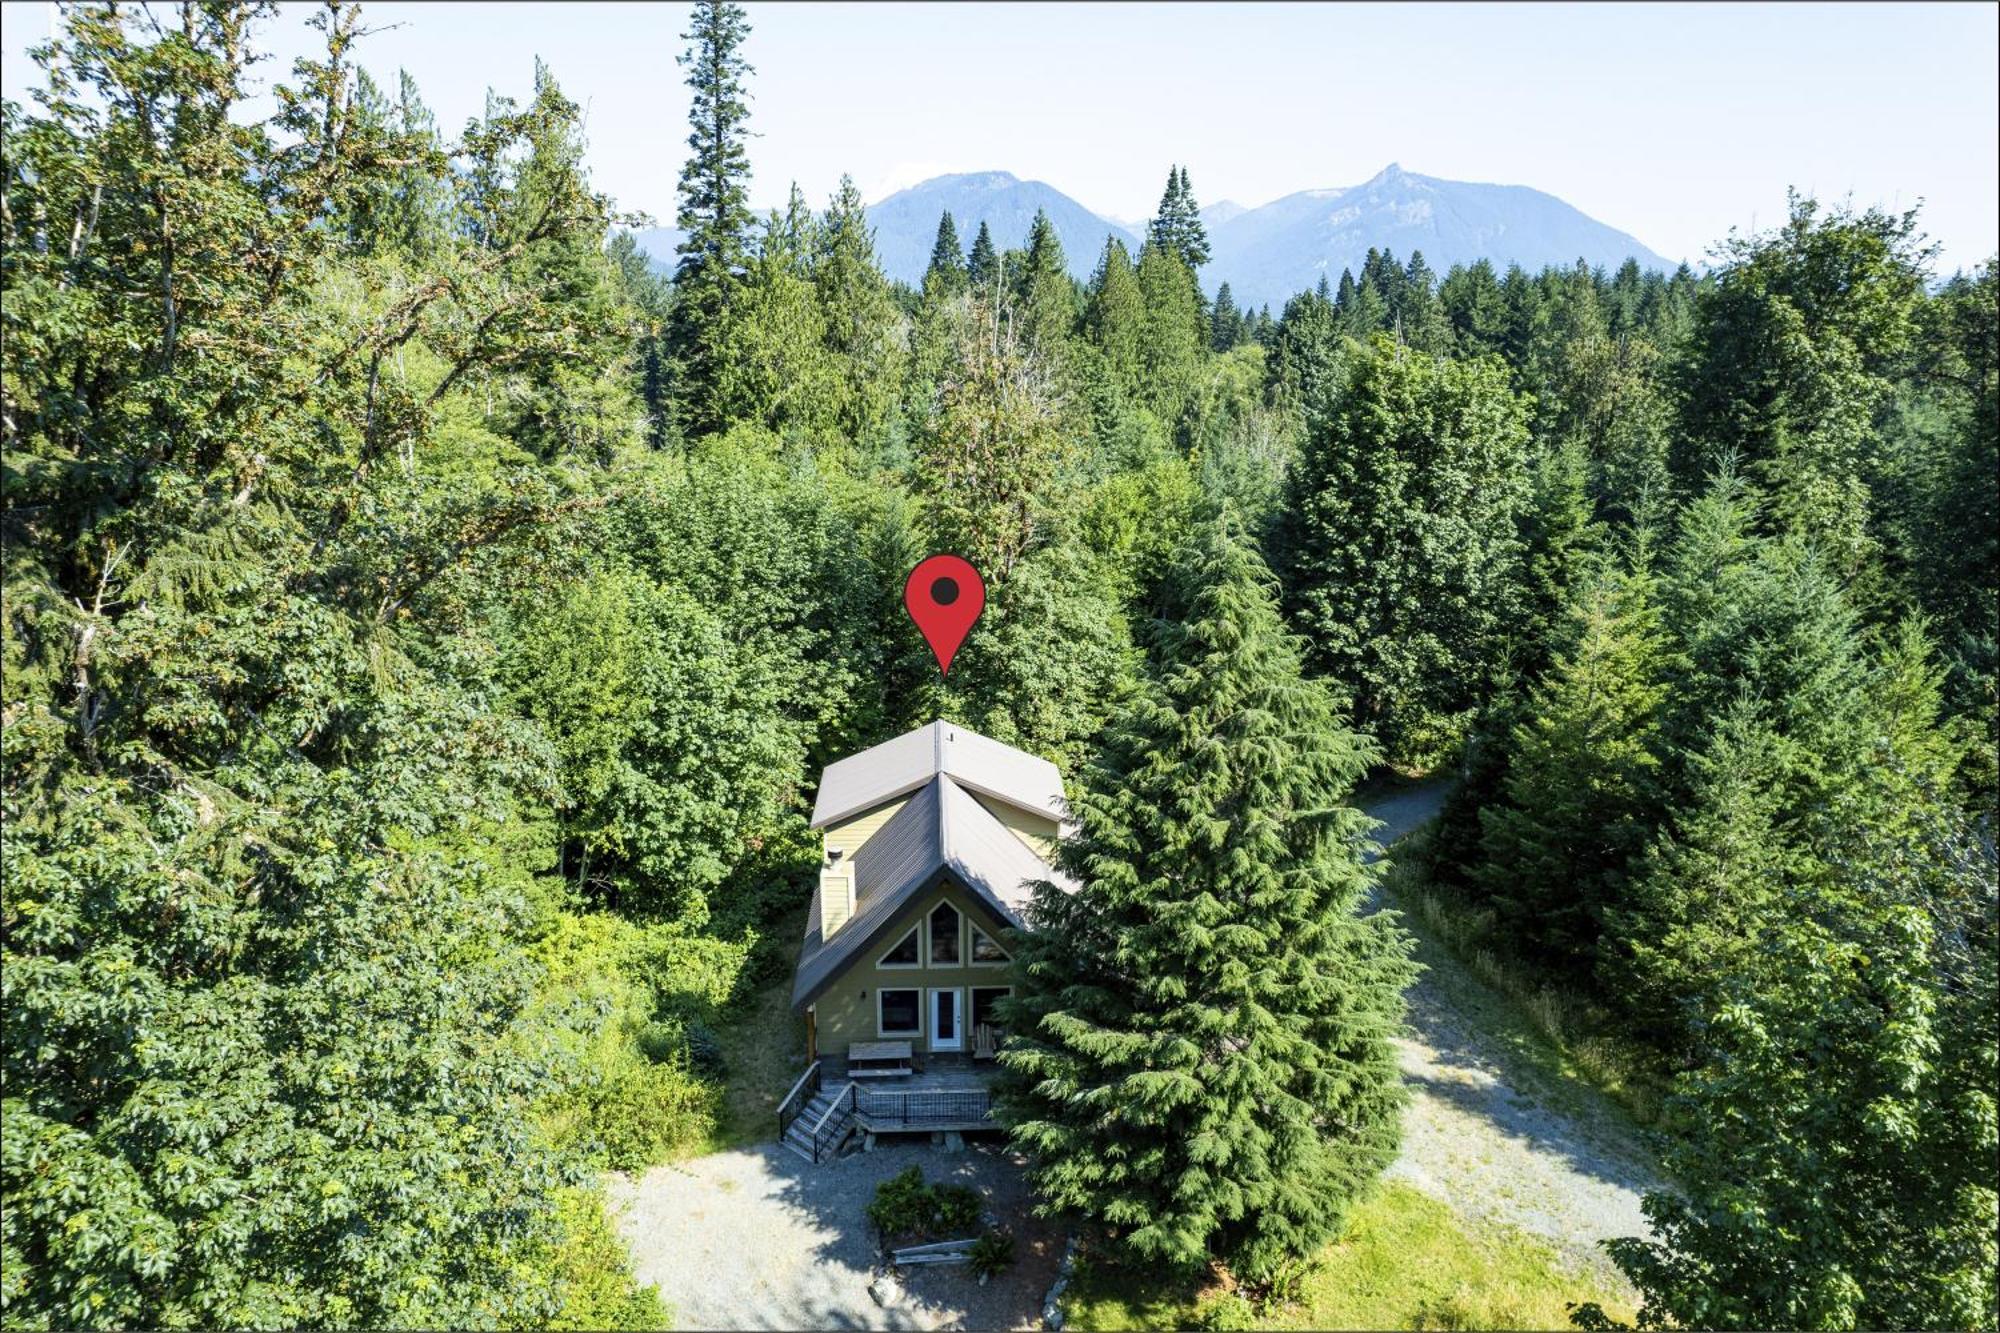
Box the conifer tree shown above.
[1606,780,1998,1331]
[1281,337,1533,764]
[1000,517,1414,1286]
[814,173,903,443]
[664,0,756,439]
[1147,165,1211,272]
[1210,282,1244,351]
[1086,237,1145,394]
[1135,241,1204,422]
[967,219,1001,291]
[924,210,967,296]
[1016,209,1078,349]
[1476,563,1666,971]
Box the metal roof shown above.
[791,771,1076,1011]
[808,719,1067,830]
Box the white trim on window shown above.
[878,987,922,1037]
[877,925,922,969]
[969,924,1010,964]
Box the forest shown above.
[1,2,1994,1330]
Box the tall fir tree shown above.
[1474,564,1667,973]
[664,0,756,439]
[1016,208,1078,350]
[814,173,904,444]
[967,219,1001,291]
[924,210,967,297]
[1209,281,1245,351]
[1086,237,1145,395]
[1280,337,1534,765]
[999,517,1414,1286]
[1148,165,1211,272]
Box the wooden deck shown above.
[826,1059,1003,1134]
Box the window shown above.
[878,988,920,1036]
[971,986,1011,1030]
[929,902,961,965]
[970,925,1009,964]
[878,927,920,968]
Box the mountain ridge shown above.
[628,164,1679,309]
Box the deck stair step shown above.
[782,1084,855,1164]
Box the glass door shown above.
[928,988,963,1052]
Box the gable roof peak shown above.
[809,718,1066,830]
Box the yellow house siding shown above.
[823,796,911,860]
[970,792,1061,862]
[809,878,1015,1058]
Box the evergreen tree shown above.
[1135,242,1205,424]
[1475,564,1666,971]
[1440,259,1507,356]
[999,517,1414,1286]
[814,173,904,444]
[1086,237,1145,395]
[1016,208,1078,350]
[664,0,757,439]
[1399,251,1451,353]
[925,209,967,296]
[1147,165,1211,272]
[1281,338,1534,764]
[1606,781,1998,1331]
[1209,281,1245,351]
[967,219,1001,291]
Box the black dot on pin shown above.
[930,576,960,606]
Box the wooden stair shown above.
[781,1082,854,1163]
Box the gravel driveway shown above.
[1370,782,1661,1286]
[606,1137,1060,1331]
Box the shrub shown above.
[932,1183,983,1234]
[1196,1292,1257,1331]
[867,1167,935,1239]
[969,1230,1016,1280]
[551,1062,717,1170]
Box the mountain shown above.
[1201,200,1247,228]
[863,171,1138,284]
[1208,164,1677,310]
[625,165,1677,308]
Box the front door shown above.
[929,988,963,1052]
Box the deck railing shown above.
[808,1083,857,1162]
[854,1086,992,1128]
[776,1060,821,1142]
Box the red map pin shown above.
[904,554,986,677]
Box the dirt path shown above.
[1368,782,1660,1287]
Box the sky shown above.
[4,1,1996,270]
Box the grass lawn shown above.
[704,907,811,1153]
[1063,1182,1636,1331]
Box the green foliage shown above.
[999,517,1414,1285]
[1476,563,1666,969]
[665,0,757,439]
[864,1167,983,1241]
[969,1230,1018,1279]
[1280,336,1533,765]
[541,1189,672,1330]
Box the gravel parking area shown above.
[606,1136,1061,1331]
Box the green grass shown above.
[703,906,811,1152]
[1063,1183,1637,1332]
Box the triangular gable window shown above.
[879,927,921,968]
[971,924,1010,963]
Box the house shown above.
[778,720,1073,1161]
